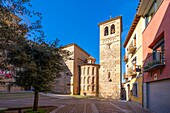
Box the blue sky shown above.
[30,0,139,75]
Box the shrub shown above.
[0,110,5,113]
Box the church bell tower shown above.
[98,16,122,99]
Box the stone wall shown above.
[0,85,22,92]
[52,45,74,94]
[99,17,122,99]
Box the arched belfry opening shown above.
[111,24,115,34]
[104,26,109,36]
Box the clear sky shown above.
[30,0,139,76]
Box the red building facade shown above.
[140,0,170,113]
[143,0,170,82]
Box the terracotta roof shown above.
[62,43,90,56]
[123,15,140,48]
[98,16,123,33]
[88,56,96,60]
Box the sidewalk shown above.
[127,101,153,113]
[40,93,74,99]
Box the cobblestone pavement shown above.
[0,93,152,113]
[49,101,152,113]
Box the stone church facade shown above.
[52,16,122,99]
[52,43,90,95]
[80,56,100,96]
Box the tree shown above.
[8,38,70,111]
[0,0,42,75]
[0,0,71,111]
[0,0,34,93]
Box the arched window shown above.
[108,72,111,78]
[87,85,90,91]
[87,67,90,75]
[108,72,112,82]
[83,77,86,84]
[87,77,90,84]
[104,26,109,36]
[92,77,95,84]
[110,24,115,34]
[92,67,95,75]
[92,86,95,91]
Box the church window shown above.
[87,77,90,84]
[92,86,95,91]
[87,85,90,91]
[87,67,90,75]
[108,72,112,82]
[92,67,95,75]
[111,24,115,34]
[104,26,109,36]
[108,72,111,78]
[92,77,95,84]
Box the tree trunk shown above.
[33,90,39,111]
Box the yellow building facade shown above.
[123,15,145,105]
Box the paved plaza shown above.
[0,92,152,113]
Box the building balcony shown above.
[123,72,128,79]
[128,45,136,55]
[128,66,137,77]
[144,52,165,72]
[124,54,128,63]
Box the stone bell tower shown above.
[98,16,122,99]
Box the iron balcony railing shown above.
[143,51,165,72]
[128,66,137,77]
